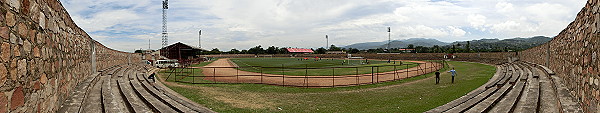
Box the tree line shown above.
[196,41,517,55]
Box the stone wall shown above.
[520,0,599,112]
[0,0,141,112]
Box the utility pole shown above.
[161,0,169,57]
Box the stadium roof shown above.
[286,48,314,53]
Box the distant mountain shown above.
[343,36,552,51]
[447,36,552,51]
[344,38,449,49]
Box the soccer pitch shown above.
[230,58,419,76]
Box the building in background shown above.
[286,48,314,54]
[160,42,205,60]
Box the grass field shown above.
[230,58,419,76]
[159,61,496,112]
[159,60,216,83]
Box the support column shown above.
[91,40,97,74]
[546,43,550,66]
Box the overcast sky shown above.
[59,0,586,52]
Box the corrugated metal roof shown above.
[286,48,314,53]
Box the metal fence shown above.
[164,60,448,88]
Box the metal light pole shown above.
[326,35,329,50]
[199,30,202,48]
[388,27,391,53]
[161,0,169,57]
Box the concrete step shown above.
[508,64,522,84]
[514,67,540,113]
[57,72,101,113]
[519,62,531,81]
[465,84,512,113]
[136,72,196,112]
[105,65,123,76]
[538,66,560,113]
[444,87,498,113]
[489,80,526,113]
[81,76,105,113]
[130,71,178,113]
[550,75,584,112]
[137,65,214,113]
[118,68,153,112]
[496,65,513,86]
[101,75,119,113]
[485,64,508,88]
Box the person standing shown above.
[448,68,456,83]
[148,72,156,83]
[435,71,441,84]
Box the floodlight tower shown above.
[326,35,329,50]
[388,27,391,53]
[199,30,201,48]
[161,0,169,55]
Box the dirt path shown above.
[200,58,443,87]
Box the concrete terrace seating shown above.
[58,64,213,113]
[426,61,583,113]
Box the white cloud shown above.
[395,25,467,38]
[495,2,514,13]
[71,10,141,32]
[448,26,467,37]
[467,14,487,28]
[59,0,587,52]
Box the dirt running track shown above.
[201,58,443,87]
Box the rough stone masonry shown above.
[0,0,140,112]
[520,0,600,112]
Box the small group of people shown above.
[434,68,457,84]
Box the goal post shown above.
[346,54,364,65]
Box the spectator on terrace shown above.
[148,72,156,83]
[448,68,456,83]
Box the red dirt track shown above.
[201,58,443,87]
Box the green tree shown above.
[228,48,240,54]
[328,45,342,51]
[432,45,441,53]
[465,41,471,53]
[407,44,415,49]
[210,48,222,54]
[315,47,327,54]
[278,48,289,54]
[266,46,278,54]
[348,48,360,54]
[248,45,265,54]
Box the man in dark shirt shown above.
[435,71,441,84]
[148,72,156,83]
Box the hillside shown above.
[343,36,551,51]
[447,36,552,51]
[344,38,449,49]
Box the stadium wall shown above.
[0,0,141,112]
[519,0,599,111]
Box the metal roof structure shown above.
[286,48,314,53]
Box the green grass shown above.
[159,59,217,83]
[160,61,496,113]
[230,58,419,76]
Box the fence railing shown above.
[164,60,448,88]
